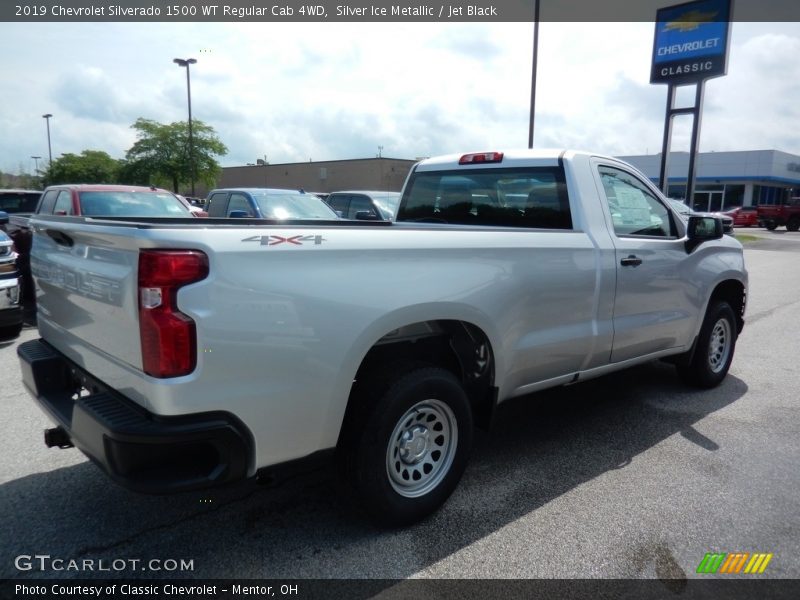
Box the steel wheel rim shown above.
[708,317,732,373]
[386,399,458,498]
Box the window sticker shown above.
[612,185,651,225]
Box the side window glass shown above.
[327,194,350,216]
[349,195,377,219]
[39,190,59,214]
[598,166,674,237]
[207,193,228,218]
[53,191,73,215]
[227,193,254,217]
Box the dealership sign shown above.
[651,0,731,84]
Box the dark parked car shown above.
[325,190,402,220]
[1,192,39,319]
[0,212,23,339]
[206,188,340,220]
[0,189,41,216]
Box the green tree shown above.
[42,150,121,186]
[124,118,227,192]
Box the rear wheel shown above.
[677,301,737,388]
[787,218,800,232]
[339,365,473,526]
[765,222,778,231]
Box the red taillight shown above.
[138,250,209,378]
[459,152,504,165]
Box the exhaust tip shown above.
[44,427,73,449]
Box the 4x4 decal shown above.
[242,234,326,246]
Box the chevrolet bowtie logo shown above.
[663,10,720,32]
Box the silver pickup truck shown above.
[17,150,747,525]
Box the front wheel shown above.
[677,301,738,388]
[339,365,473,526]
[787,218,800,232]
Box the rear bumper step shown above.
[44,426,73,448]
[17,339,251,494]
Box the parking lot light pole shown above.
[528,0,540,149]
[31,156,41,174]
[42,114,53,166]
[173,58,197,196]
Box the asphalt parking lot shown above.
[1,229,798,587]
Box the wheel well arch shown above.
[709,279,746,333]
[341,320,497,438]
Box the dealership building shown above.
[618,149,800,212]
[217,157,416,195]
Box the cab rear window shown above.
[397,167,571,229]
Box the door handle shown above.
[620,255,642,267]
[46,229,74,247]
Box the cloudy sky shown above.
[1,19,798,175]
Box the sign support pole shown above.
[658,84,677,195]
[528,0,540,149]
[685,81,706,207]
[658,80,707,204]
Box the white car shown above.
[0,211,22,338]
[175,194,208,216]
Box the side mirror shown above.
[355,210,381,221]
[228,210,249,219]
[0,211,8,226]
[685,215,723,252]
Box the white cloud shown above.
[702,33,800,152]
[1,21,798,176]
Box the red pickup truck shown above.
[7,184,199,314]
[757,198,800,231]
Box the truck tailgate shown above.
[31,219,145,371]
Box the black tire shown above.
[0,322,23,340]
[677,301,737,388]
[339,364,473,526]
[787,218,800,232]
[765,222,778,231]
